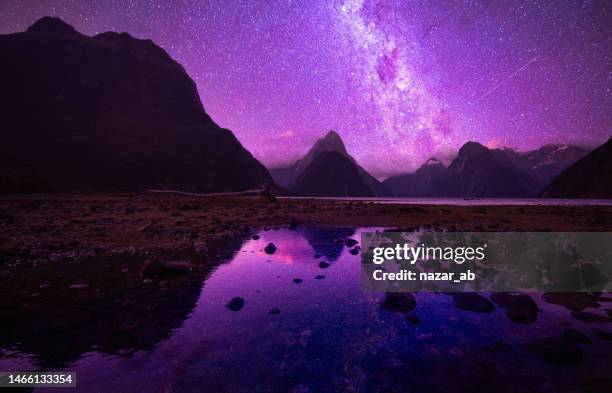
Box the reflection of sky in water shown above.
[2,228,612,392]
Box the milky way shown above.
[1,0,611,178]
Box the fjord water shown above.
[281,197,612,206]
[2,227,612,392]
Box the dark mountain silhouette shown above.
[498,144,588,189]
[270,131,391,197]
[445,142,539,197]
[384,142,540,198]
[382,158,447,197]
[0,17,272,193]
[542,137,612,198]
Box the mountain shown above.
[270,131,391,197]
[445,142,539,197]
[498,144,588,189]
[541,137,612,198]
[382,158,446,197]
[0,17,272,193]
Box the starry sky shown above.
[1,0,611,178]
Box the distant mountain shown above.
[270,131,391,197]
[384,142,540,198]
[445,142,539,197]
[0,17,272,193]
[499,144,588,189]
[542,137,612,198]
[382,158,446,197]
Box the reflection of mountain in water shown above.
[297,227,355,261]
[0,232,251,369]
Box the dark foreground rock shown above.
[506,294,538,324]
[453,293,494,313]
[264,243,277,254]
[541,293,601,311]
[226,297,245,311]
[382,292,416,313]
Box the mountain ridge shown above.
[0,17,272,193]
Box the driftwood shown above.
[147,188,277,202]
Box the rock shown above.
[252,234,260,240]
[264,243,277,254]
[592,329,612,341]
[140,260,192,277]
[164,261,193,274]
[527,337,582,364]
[226,297,244,311]
[564,328,591,344]
[506,294,538,324]
[345,238,358,247]
[69,283,89,290]
[269,307,281,315]
[292,278,303,284]
[140,260,166,277]
[453,293,495,313]
[318,261,330,269]
[383,292,416,313]
[406,313,421,325]
[314,275,326,279]
[142,279,154,284]
[571,311,611,323]
[194,241,208,254]
[349,246,360,255]
[542,292,600,311]
[121,268,129,273]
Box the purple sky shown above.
[1,0,611,178]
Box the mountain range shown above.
[270,131,391,197]
[541,137,612,198]
[383,142,592,198]
[0,17,271,193]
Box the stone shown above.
[453,293,495,313]
[264,243,277,254]
[227,297,244,311]
[383,292,416,313]
[314,275,326,279]
[542,292,600,311]
[345,238,358,247]
[69,283,89,290]
[506,294,538,324]
[318,261,330,269]
[292,278,303,284]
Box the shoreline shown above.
[1,193,612,268]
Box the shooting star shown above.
[475,56,539,103]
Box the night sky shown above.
[1,1,611,178]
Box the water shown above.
[280,197,612,206]
[1,227,612,392]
